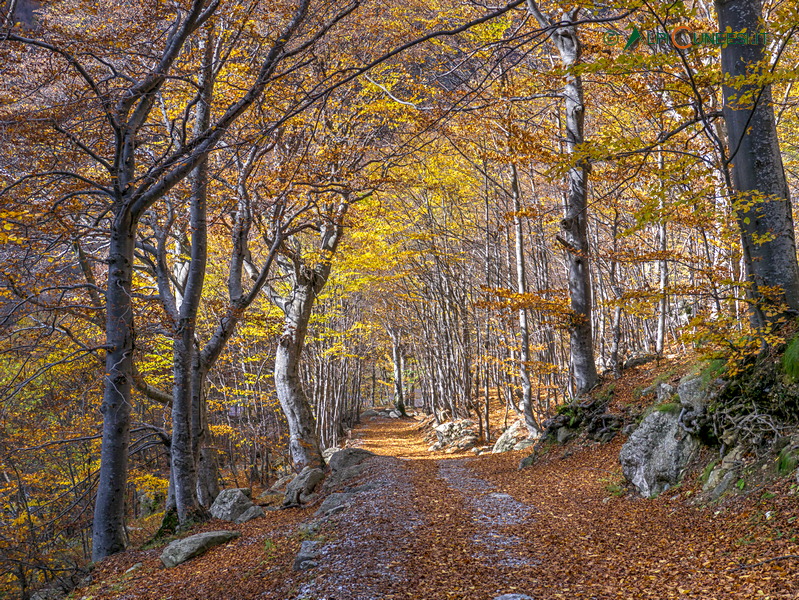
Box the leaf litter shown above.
[84,415,799,600]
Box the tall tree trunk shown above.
[656,152,668,355]
[716,0,799,326]
[91,214,135,561]
[388,327,406,415]
[511,163,541,436]
[275,271,325,471]
[528,2,598,394]
[272,198,348,471]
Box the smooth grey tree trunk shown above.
[272,200,347,471]
[716,0,799,325]
[528,2,598,395]
[68,0,312,560]
[91,215,135,560]
[388,327,406,415]
[656,153,668,355]
[274,269,326,471]
[511,163,541,436]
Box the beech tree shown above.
[527,1,598,395]
[715,0,799,327]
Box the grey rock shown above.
[298,521,321,537]
[703,446,745,499]
[677,375,706,413]
[620,411,698,497]
[656,383,676,403]
[638,384,657,398]
[160,530,240,568]
[556,426,575,445]
[324,463,367,491]
[31,590,63,600]
[388,410,401,418]
[234,504,264,523]
[433,419,477,447]
[210,488,255,522]
[360,409,381,418]
[709,469,739,501]
[492,420,523,454]
[284,467,325,506]
[321,447,341,464]
[293,540,322,571]
[513,438,537,451]
[518,453,537,470]
[494,595,535,600]
[316,492,354,516]
[137,490,160,518]
[350,482,381,493]
[267,474,294,493]
[328,448,376,472]
[624,354,656,370]
[457,435,480,450]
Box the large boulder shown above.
[328,448,375,472]
[160,530,240,568]
[284,466,325,506]
[620,411,698,497]
[492,420,523,454]
[210,488,261,523]
[234,504,265,523]
[433,420,476,446]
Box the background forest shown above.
[2,0,799,597]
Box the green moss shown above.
[700,459,719,485]
[782,335,799,382]
[777,446,798,475]
[655,402,681,415]
[699,358,726,388]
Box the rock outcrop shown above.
[293,540,323,571]
[160,530,241,568]
[620,410,698,497]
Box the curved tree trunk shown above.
[272,199,348,471]
[275,271,325,471]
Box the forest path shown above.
[88,416,799,600]
[292,416,799,600]
[292,418,540,599]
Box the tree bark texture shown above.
[528,2,598,395]
[716,0,799,325]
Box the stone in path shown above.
[160,530,240,568]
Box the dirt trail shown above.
[295,416,799,600]
[89,415,799,600]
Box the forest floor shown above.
[85,413,799,600]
